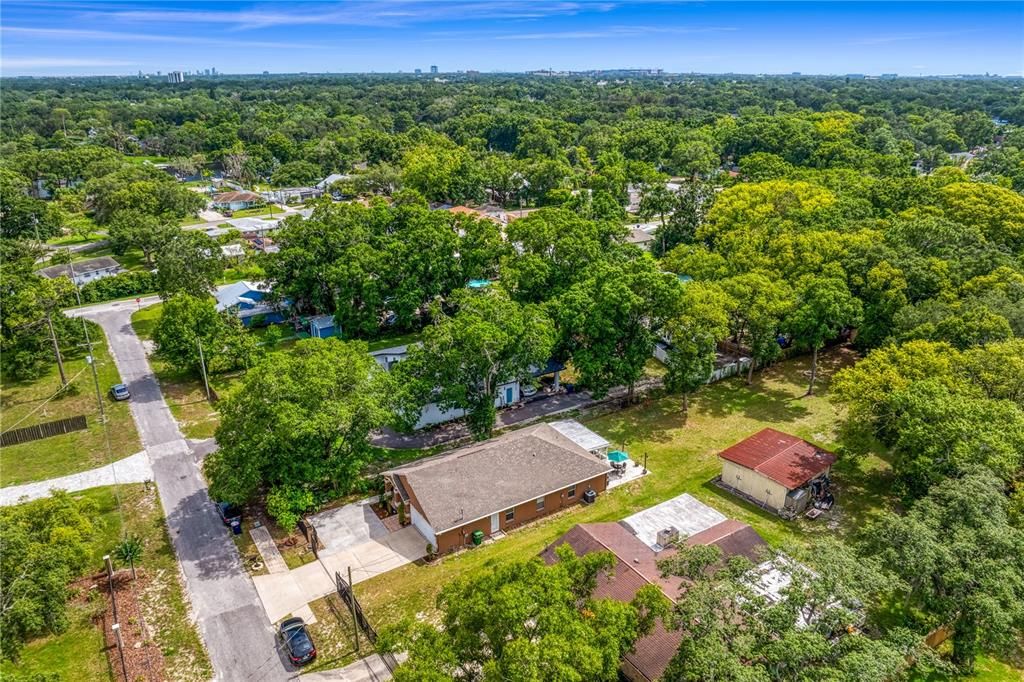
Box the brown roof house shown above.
[541,515,770,681]
[717,428,836,515]
[383,423,611,554]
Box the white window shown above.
[536,497,545,512]
[505,508,515,522]
[567,484,577,498]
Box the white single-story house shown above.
[315,173,351,191]
[37,256,122,287]
[226,217,281,237]
[261,187,321,204]
[369,343,563,429]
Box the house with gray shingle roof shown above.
[382,422,611,553]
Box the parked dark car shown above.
[109,384,131,401]
[279,617,317,666]
[216,501,242,534]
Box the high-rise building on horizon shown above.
[430,65,438,74]
[167,71,185,83]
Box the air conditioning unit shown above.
[656,526,680,547]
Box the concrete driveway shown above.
[252,499,427,624]
[310,498,389,553]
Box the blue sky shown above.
[2,1,1022,77]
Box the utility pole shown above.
[196,337,211,401]
[46,312,68,387]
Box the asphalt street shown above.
[73,299,292,682]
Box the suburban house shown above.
[211,190,263,211]
[383,423,612,554]
[717,428,836,515]
[37,256,122,287]
[226,217,282,238]
[541,496,771,681]
[369,343,564,429]
[307,314,339,338]
[220,243,246,261]
[214,280,288,326]
[625,226,657,251]
[261,187,322,204]
[315,173,350,190]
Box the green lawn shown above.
[0,484,212,682]
[227,205,286,219]
[366,330,424,352]
[132,304,261,439]
[354,347,1020,679]
[355,348,891,627]
[72,245,148,272]
[1,321,142,487]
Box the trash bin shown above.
[471,530,485,546]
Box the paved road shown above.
[73,301,291,682]
[0,451,153,506]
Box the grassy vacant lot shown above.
[0,484,212,682]
[1,321,141,486]
[355,347,1022,680]
[356,349,877,631]
[131,304,278,440]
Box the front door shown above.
[490,512,500,533]
[505,387,514,405]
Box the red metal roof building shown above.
[718,428,836,511]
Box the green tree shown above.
[785,275,862,396]
[271,160,321,187]
[658,540,921,682]
[863,468,1024,672]
[401,143,482,204]
[153,294,226,374]
[653,180,716,257]
[206,339,395,525]
[380,544,666,682]
[502,208,605,302]
[554,257,683,401]
[394,288,554,439]
[663,281,731,413]
[883,381,1024,495]
[107,209,177,266]
[155,231,224,299]
[0,169,62,241]
[0,492,97,661]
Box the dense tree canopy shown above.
[381,544,665,682]
[206,338,395,527]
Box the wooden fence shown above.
[1,415,87,447]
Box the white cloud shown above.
[79,1,605,30]
[2,25,316,49]
[1,57,134,68]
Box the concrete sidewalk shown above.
[0,451,153,506]
[301,653,399,681]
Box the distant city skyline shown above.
[1,1,1022,78]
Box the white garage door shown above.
[410,505,436,547]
